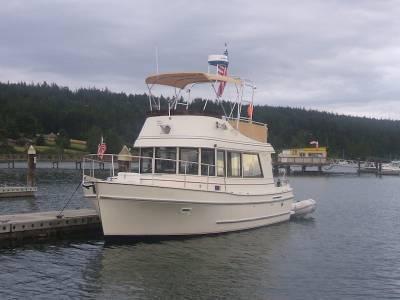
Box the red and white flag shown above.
[217,45,229,97]
[310,140,319,148]
[97,136,107,159]
[217,64,228,97]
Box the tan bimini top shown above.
[145,72,242,89]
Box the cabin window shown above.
[242,153,263,177]
[201,148,215,176]
[179,148,198,175]
[227,152,241,177]
[217,150,225,177]
[140,148,153,173]
[155,147,176,174]
[130,148,140,172]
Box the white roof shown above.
[134,115,274,153]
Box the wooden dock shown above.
[0,186,38,198]
[0,209,101,243]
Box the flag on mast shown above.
[309,140,319,148]
[217,43,229,97]
[97,136,107,159]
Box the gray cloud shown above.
[1,0,400,118]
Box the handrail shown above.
[82,153,219,191]
[223,116,266,127]
[83,153,216,170]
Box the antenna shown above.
[155,47,159,74]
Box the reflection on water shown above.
[1,170,400,299]
[86,225,293,300]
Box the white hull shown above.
[96,181,293,237]
[82,175,100,214]
[381,170,400,175]
[360,167,400,175]
[87,197,100,214]
[381,163,400,175]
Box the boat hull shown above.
[380,169,400,175]
[96,182,293,237]
[82,175,100,213]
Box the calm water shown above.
[0,169,399,299]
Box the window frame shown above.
[139,147,154,174]
[154,147,177,174]
[216,150,226,177]
[227,151,242,177]
[200,148,216,176]
[179,147,199,175]
[242,152,263,178]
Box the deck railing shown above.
[82,154,219,191]
[0,153,85,162]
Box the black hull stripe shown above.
[216,212,289,224]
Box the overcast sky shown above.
[1,0,400,119]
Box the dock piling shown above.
[7,160,15,169]
[27,145,36,187]
[285,166,291,175]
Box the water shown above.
[0,169,90,214]
[0,169,399,299]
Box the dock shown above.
[0,209,101,243]
[274,157,330,174]
[0,186,38,198]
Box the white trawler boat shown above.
[82,53,315,239]
[381,161,400,175]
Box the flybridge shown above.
[144,49,256,129]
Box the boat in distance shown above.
[358,160,400,175]
[381,161,400,175]
[82,63,316,238]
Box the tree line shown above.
[0,81,399,160]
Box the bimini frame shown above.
[145,72,256,128]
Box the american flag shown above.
[217,46,229,97]
[97,136,107,159]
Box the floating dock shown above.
[0,209,101,243]
[0,186,38,198]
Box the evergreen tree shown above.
[0,81,399,160]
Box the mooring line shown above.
[57,181,82,218]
